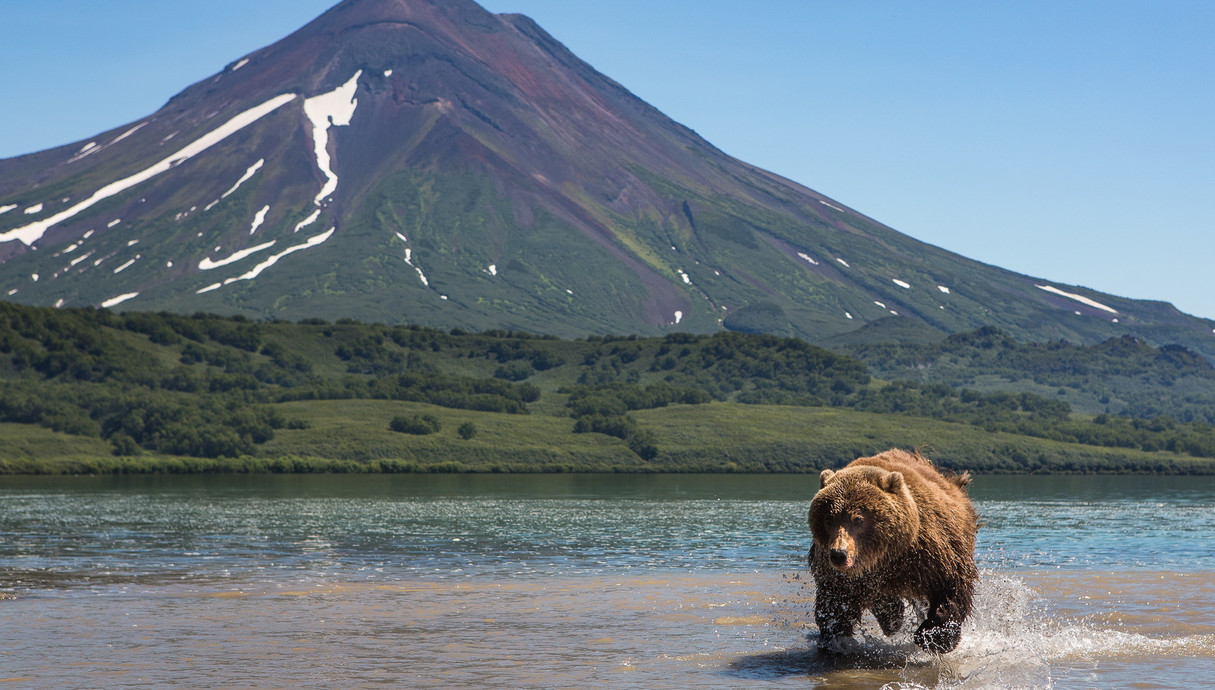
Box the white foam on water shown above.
[799,572,1215,689]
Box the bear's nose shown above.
[829,548,849,566]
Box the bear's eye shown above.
[851,515,864,527]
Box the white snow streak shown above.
[488,264,497,276]
[232,58,250,71]
[845,312,853,319]
[24,203,43,215]
[836,258,850,268]
[678,269,692,285]
[107,219,121,228]
[294,209,321,233]
[101,292,140,308]
[0,92,297,247]
[112,255,140,274]
[109,122,148,146]
[674,311,684,325]
[0,205,15,215]
[1035,284,1119,314]
[199,240,276,270]
[221,159,265,200]
[196,227,334,295]
[248,205,270,234]
[303,71,361,207]
[937,285,951,294]
[820,200,845,213]
[893,279,911,289]
[797,252,819,265]
[70,251,94,267]
[404,247,430,287]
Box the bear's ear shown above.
[882,471,906,494]
[819,469,836,488]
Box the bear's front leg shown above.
[871,596,905,637]
[813,583,862,651]
[913,584,971,653]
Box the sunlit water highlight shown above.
[2,474,1213,688]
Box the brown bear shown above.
[807,449,978,653]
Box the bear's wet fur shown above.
[808,449,978,653]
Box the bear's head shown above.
[808,465,921,575]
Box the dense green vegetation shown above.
[840,326,1215,422]
[2,303,1213,475]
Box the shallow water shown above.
[2,474,1213,688]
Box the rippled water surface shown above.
[2,474,1213,688]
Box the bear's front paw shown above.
[914,620,961,653]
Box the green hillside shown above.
[2,302,1213,475]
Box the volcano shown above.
[1,0,1212,358]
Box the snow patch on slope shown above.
[196,228,334,294]
[1036,284,1119,314]
[101,292,140,308]
[303,71,362,207]
[199,241,276,270]
[249,205,270,234]
[220,159,265,201]
[0,93,297,247]
[112,255,141,274]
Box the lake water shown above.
[1,473,1213,688]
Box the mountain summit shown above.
[1,0,1212,357]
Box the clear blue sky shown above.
[2,1,1212,320]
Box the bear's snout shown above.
[829,548,851,568]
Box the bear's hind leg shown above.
[871,597,905,637]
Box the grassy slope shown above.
[3,304,1214,475]
[11,400,1212,476]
